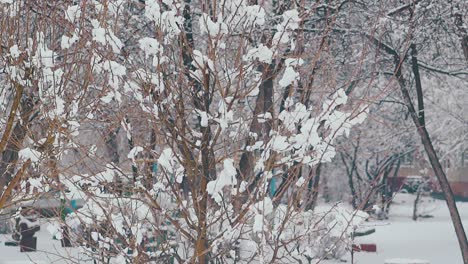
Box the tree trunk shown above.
[395,50,468,263]
[0,94,34,196]
[305,163,322,211]
[412,185,422,221]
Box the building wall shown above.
[396,157,468,197]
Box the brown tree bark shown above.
[0,91,34,197]
[182,1,216,262]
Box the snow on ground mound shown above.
[385,258,430,264]
[353,193,468,264]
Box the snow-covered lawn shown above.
[0,219,91,264]
[353,193,468,264]
[0,193,466,263]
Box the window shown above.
[462,151,468,167]
[400,151,414,167]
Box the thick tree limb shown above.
[410,44,425,126]
[393,53,468,263]
[0,83,23,153]
[0,160,30,210]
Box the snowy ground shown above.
[0,193,466,263]
[352,193,468,264]
[0,219,91,264]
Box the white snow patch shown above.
[139,37,162,57]
[127,146,144,160]
[65,5,81,23]
[47,222,63,239]
[206,159,237,204]
[279,66,299,87]
[244,44,273,64]
[199,13,228,37]
[9,45,20,58]
[18,148,41,163]
[384,259,429,264]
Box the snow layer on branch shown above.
[207,159,237,204]
[144,0,182,40]
[214,100,234,129]
[279,66,299,87]
[9,44,20,58]
[322,88,347,110]
[244,44,273,64]
[0,0,19,17]
[273,9,301,45]
[18,147,41,163]
[139,37,162,58]
[95,165,119,183]
[199,13,228,37]
[222,2,265,30]
[128,146,143,163]
[133,69,165,92]
[65,5,81,23]
[96,60,126,76]
[196,110,209,127]
[274,88,367,167]
[158,148,182,181]
[91,19,123,54]
[144,0,160,21]
[61,30,79,49]
[252,197,273,233]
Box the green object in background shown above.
[270,177,277,197]
[60,199,74,221]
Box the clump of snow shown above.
[253,214,264,233]
[91,19,123,54]
[61,30,79,49]
[214,100,234,129]
[244,44,273,64]
[295,177,306,187]
[199,13,228,37]
[65,5,81,23]
[207,159,237,204]
[139,37,162,58]
[144,0,182,39]
[9,44,20,58]
[196,110,210,127]
[221,3,265,31]
[254,197,274,215]
[273,9,301,45]
[279,58,304,87]
[158,148,184,183]
[270,134,289,152]
[144,0,161,22]
[127,146,143,163]
[18,147,41,162]
[278,66,299,87]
